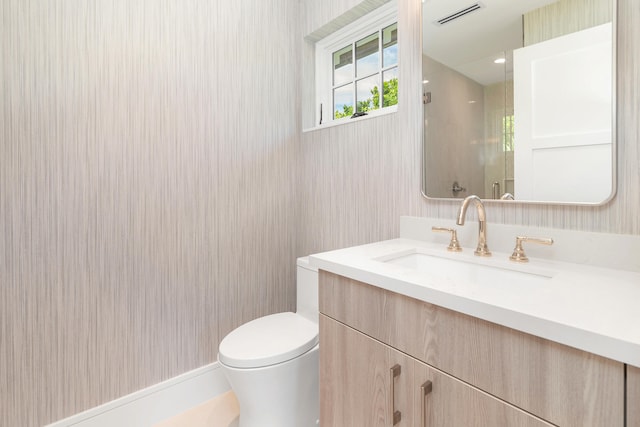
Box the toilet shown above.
[218,257,319,427]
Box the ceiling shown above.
[422,0,558,85]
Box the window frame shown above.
[315,1,398,126]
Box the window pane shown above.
[356,33,379,78]
[334,83,354,119]
[356,75,380,113]
[382,67,398,107]
[333,45,353,86]
[503,115,515,152]
[382,23,398,68]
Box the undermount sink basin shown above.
[380,250,555,288]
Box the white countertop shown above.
[310,238,640,367]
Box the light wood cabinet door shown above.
[320,314,416,426]
[321,315,553,427]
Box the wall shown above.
[297,0,639,260]
[422,55,485,199]
[524,0,613,45]
[298,0,420,255]
[0,0,299,425]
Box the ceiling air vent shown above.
[434,2,484,26]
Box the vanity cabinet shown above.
[321,314,553,427]
[319,271,625,427]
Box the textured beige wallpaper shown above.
[0,0,299,425]
[298,0,640,259]
[298,0,422,255]
[524,0,613,45]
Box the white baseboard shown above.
[46,362,230,427]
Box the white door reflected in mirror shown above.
[514,23,612,203]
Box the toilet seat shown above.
[218,312,318,369]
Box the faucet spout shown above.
[456,195,491,257]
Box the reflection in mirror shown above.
[421,0,616,204]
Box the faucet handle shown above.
[432,227,462,252]
[509,236,554,262]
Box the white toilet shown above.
[218,257,319,427]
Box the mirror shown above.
[421,0,616,204]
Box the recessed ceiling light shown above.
[422,79,429,84]
[468,100,476,104]
[494,58,506,64]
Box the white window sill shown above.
[302,105,398,133]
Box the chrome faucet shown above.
[456,195,491,256]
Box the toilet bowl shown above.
[218,257,319,427]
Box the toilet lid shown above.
[218,312,318,369]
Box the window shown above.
[315,2,398,126]
[502,114,514,152]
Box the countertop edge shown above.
[310,241,640,367]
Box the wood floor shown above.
[154,391,240,427]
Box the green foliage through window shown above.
[335,105,354,119]
[502,115,514,152]
[375,77,398,108]
[334,77,398,119]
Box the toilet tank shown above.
[296,257,318,324]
